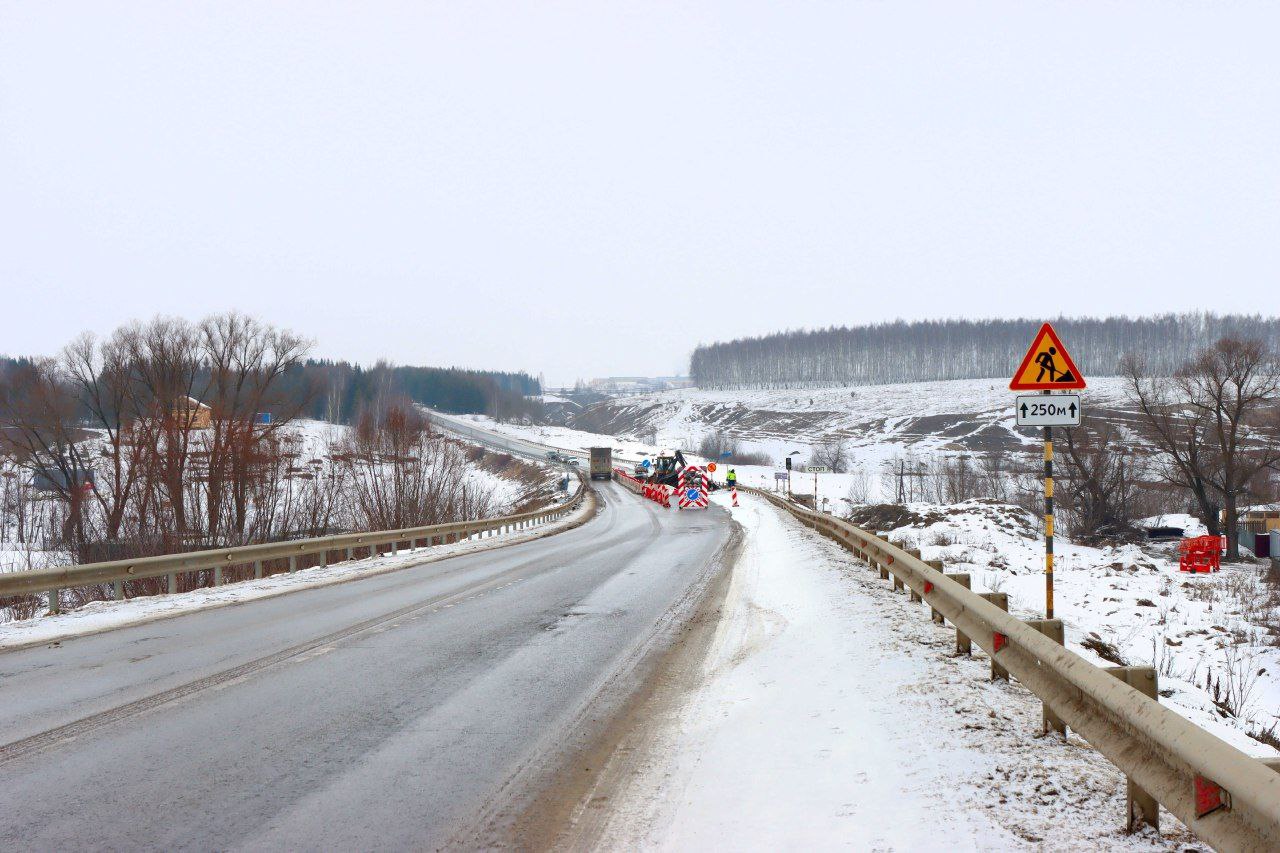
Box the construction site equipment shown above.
[1179,536,1222,573]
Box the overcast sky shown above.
[2,2,1277,385]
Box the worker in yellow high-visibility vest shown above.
[726,468,737,489]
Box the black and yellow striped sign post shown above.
[1011,322,1085,621]
[1044,419,1054,619]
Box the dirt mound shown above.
[847,504,945,531]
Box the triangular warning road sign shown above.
[1009,323,1086,391]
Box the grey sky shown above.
[2,2,1277,385]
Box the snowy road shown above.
[0,482,732,850]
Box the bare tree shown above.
[1125,339,1280,559]
[1178,338,1280,559]
[1123,354,1221,538]
[1055,418,1141,542]
[0,359,94,550]
[812,437,851,473]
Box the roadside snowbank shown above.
[870,500,1280,757]
[596,493,1197,850]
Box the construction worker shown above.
[726,468,737,489]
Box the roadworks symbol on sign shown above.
[1009,322,1087,391]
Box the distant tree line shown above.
[276,361,541,424]
[689,314,1280,388]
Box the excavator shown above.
[643,448,716,491]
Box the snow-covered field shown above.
[597,492,1201,850]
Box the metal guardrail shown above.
[0,475,590,609]
[741,486,1280,852]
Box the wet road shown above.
[0,481,731,851]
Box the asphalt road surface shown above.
[0,482,732,850]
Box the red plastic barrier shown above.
[1179,535,1221,573]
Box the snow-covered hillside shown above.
[574,376,1136,473]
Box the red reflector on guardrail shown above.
[1195,775,1230,817]
[924,581,933,594]
[993,632,1008,653]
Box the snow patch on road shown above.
[596,493,1201,851]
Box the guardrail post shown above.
[214,566,223,586]
[167,573,176,595]
[949,574,972,652]
[1024,619,1067,736]
[895,549,918,593]
[113,579,124,600]
[1105,665,1160,832]
[979,593,1010,679]
[391,540,399,555]
[911,557,935,601]
[288,555,297,574]
[47,588,60,615]
[932,571,969,624]
[254,560,262,579]
[319,549,328,568]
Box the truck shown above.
[589,447,613,480]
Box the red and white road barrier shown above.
[676,466,709,509]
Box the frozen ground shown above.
[874,500,1280,758]
[0,489,590,652]
[594,492,1201,851]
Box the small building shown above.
[172,396,213,429]
[1233,508,1280,534]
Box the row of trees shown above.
[0,314,523,566]
[690,314,1280,388]
[280,360,541,424]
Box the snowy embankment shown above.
[575,377,1135,484]
[596,492,1197,851]
[0,491,592,652]
[869,500,1280,758]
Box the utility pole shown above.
[893,459,928,503]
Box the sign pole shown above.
[1044,421,1054,619]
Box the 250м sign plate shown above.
[1015,394,1081,427]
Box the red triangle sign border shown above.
[1009,323,1087,391]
